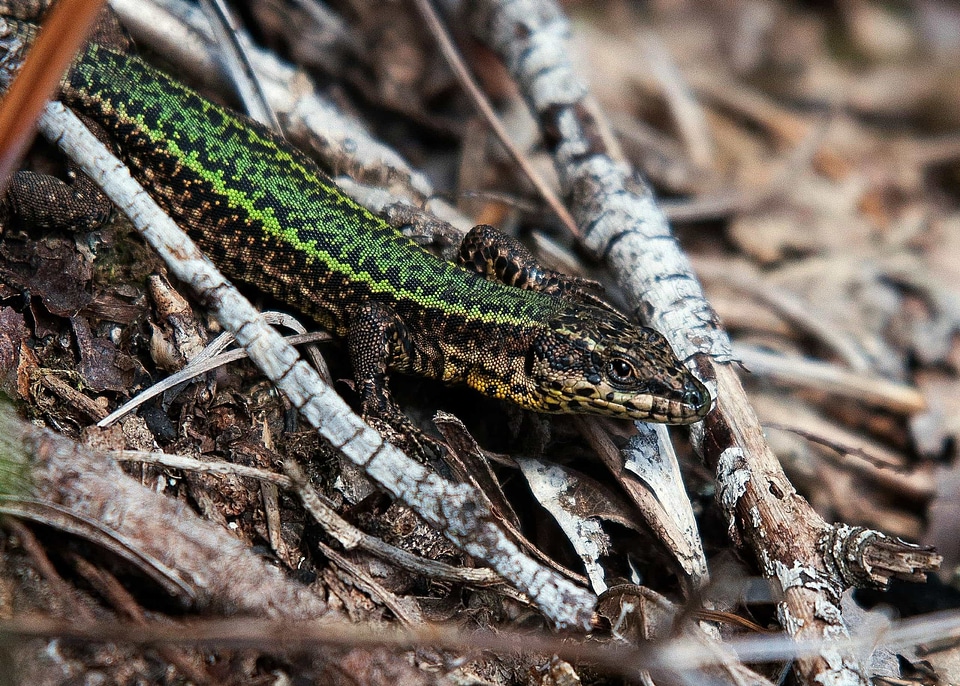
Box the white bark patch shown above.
[716,447,750,543]
[624,423,707,580]
[518,457,610,593]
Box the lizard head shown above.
[524,309,712,424]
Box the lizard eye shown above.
[605,358,637,384]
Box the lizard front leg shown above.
[347,300,441,460]
[457,224,610,308]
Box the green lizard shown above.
[0,10,711,444]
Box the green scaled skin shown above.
[48,37,712,425]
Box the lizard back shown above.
[62,41,569,340]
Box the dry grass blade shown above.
[410,0,579,237]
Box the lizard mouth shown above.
[542,377,712,424]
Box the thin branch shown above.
[198,0,282,130]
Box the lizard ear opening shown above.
[524,346,536,378]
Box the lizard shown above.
[0,8,712,451]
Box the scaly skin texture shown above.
[10,27,712,425]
